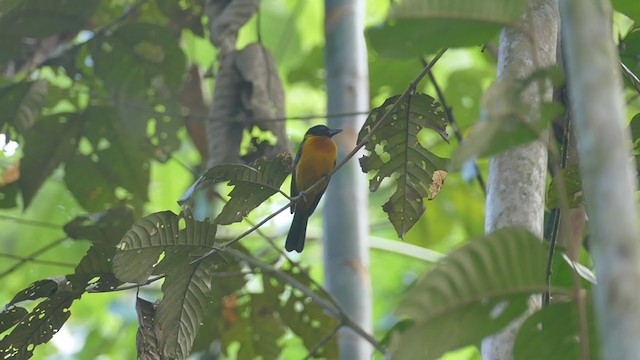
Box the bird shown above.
[285,125,342,253]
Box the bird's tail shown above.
[285,211,308,253]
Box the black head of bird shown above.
[305,125,342,138]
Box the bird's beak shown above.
[329,128,343,137]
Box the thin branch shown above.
[0,237,69,278]
[224,248,387,356]
[90,275,167,293]
[425,64,486,194]
[0,214,61,230]
[0,253,75,268]
[621,61,640,96]
[299,48,448,199]
[304,322,342,360]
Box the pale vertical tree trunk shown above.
[560,0,640,358]
[323,0,372,358]
[481,0,559,358]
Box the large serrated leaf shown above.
[392,227,561,359]
[19,113,85,208]
[155,255,217,359]
[216,153,291,224]
[113,210,218,284]
[358,93,449,238]
[367,0,526,58]
[179,153,291,218]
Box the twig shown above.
[90,275,167,293]
[0,214,61,230]
[224,248,387,356]
[425,64,486,194]
[299,48,448,199]
[0,253,75,268]
[304,322,342,360]
[0,237,68,278]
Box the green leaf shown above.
[113,209,218,284]
[358,93,449,238]
[0,0,99,65]
[19,113,85,207]
[514,297,599,359]
[155,256,217,359]
[392,227,559,359]
[367,0,526,58]
[621,28,640,74]
[135,297,161,360]
[156,0,206,37]
[0,80,48,132]
[216,153,292,225]
[546,165,584,209]
[90,22,186,94]
[452,74,564,168]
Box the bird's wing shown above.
[290,138,305,213]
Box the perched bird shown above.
[285,125,342,252]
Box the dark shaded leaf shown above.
[136,297,161,360]
[546,165,584,209]
[514,297,599,359]
[113,209,218,284]
[0,80,47,132]
[19,113,85,207]
[90,22,186,94]
[0,277,85,359]
[367,0,526,58]
[358,93,449,237]
[157,0,206,37]
[0,0,99,65]
[7,279,61,306]
[216,153,292,224]
[0,306,27,335]
[392,227,562,359]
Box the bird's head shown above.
[305,125,342,138]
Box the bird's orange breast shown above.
[295,136,337,192]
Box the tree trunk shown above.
[481,0,559,358]
[560,0,640,358]
[323,0,372,358]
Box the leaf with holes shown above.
[0,277,85,359]
[0,80,47,132]
[514,297,598,359]
[358,93,449,238]
[19,113,85,208]
[216,153,292,224]
[391,227,568,359]
[136,297,161,360]
[367,0,526,58]
[0,306,27,335]
[113,209,218,284]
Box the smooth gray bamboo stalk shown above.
[481,0,558,358]
[323,0,372,358]
[560,0,640,358]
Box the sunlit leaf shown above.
[514,297,598,359]
[216,153,291,224]
[392,227,563,359]
[367,0,526,58]
[113,209,218,284]
[358,93,449,238]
